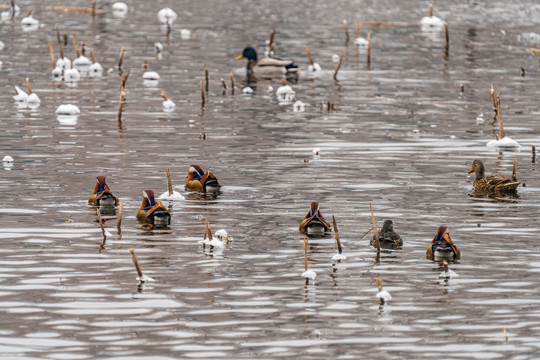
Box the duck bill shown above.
[467,168,474,174]
[236,54,244,60]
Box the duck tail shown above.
[285,62,298,73]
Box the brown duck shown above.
[468,159,519,195]
[371,220,403,249]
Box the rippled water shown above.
[2,0,540,358]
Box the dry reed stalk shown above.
[533,145,536,164]
[343,20,349,42]
[268,29,275,48]
[355,20,361,38]
[333,53,344,81]
[376,278,383,291]
[220,78,227,93]
[166,168,173,196]
[117,90,124,120]
[429,3,433,17]
[121,72,129,90]
[204,219,213,240]
[305,47,315,67]
[161,90,168,101]
[200,80,205,106]
[489,84,496,107]
[117,201,123,234]
[229,71,235,95]
[443,23,449,58]
[495,94,505,139]
[512,151,517,181]
[367,33,372,69]
[129,248,144,279]
[25,78,32,94]
[48,40,56,69]
[303,237,308,271]
[358,227,373,241]
[369,202,380,251]
[73,33,80,58]
[118,47,125,71]
[442,259,449,273]
[503,327,508,343]
[56,26,64,60]
[46,5,105,13]
[96,208,106,239]
[527,48,540,55]
[460,84,464,94]
[204,66,209,93]
[521,67,525,77]
[332,215,343,254]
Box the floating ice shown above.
[56,104,80,115]
[302,269,317,279]
[21,15,39,31]
[27,93,40,105]
[158,8,178,24]
[476,113,484,124]
[242,87,254,95]
[518,32,540,45]
[439,269,459,279]
[73,56,92,71]
[155,42,164,53]
[376,289,392,303]
[276,84,295,104]
[112,2,128,18]
[332,54,340,62]
[162,99,176,109]
[420,16,445,31]
[143,71,160,80]
[354,37,369,47]
[137,274,155,282]
[486,136,520,150]
[0,41,4,50]
[312,147,320,156]
[332,253,347,261]
[56,57,70,71]
[157,191,184,201]
[3,155,14,163]
[64,68,81,82]
[13,86,28,102]
[293,100,305,112]
[308,63,321,72]
[180,29,192,40]
[89,62,103,76]
[52,67,63,79]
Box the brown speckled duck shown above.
[468,159,519,195]
[371,220,403,249]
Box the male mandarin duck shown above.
[299,202,332,236]
[136,190,171,225]
[427,226,460,261]
[236,46,298,76]
[468,159,520,196]
[371,220,403,249]
[88,176,119,206]
[185,165,221,192]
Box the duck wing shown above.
[256,57,294,68]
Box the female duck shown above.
[468,159,520,195]
[427,226,460,261]
[137,190,171,225]
[89,176,119,206]
[236,46,298,76]
[185,165,221,192]
[371,220,403,249]
[299,202,332,236]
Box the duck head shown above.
[236,47,258,61]
[140,190,157,209]
[468,159,485,180]
[186,165,205,183]
[381,219,394,232]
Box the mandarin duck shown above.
[426,226,460,261]
[136,190,171,225]
[299,202,332,236]
[185,165,221,192]
[89,176,119,206]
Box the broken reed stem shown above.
[521,67,525,77]
[367,33,372,69]
[73,33,80,58]
[305,47,315,67]
[303,237,308,271]
[369,201,380,251]
[342,20,349,42]
[117,201,123,234]
[333,53,344,81]
[268,29,275,49]
[117,89,124,121]
[358,227,373,241]
[376,278,383,292]
[229,71,235,95]
[503,327,508,343]
[355,20,361,39]
[220,78,227,91]
[121,72,130,89]
[56,26,64,59]
[429,3,433,17]
[204,219,213,240]
[443,23,449,58]
[200,80,206,106]
[48,40,56,69]
[532,145,536,164]
[166,168,173,196]
[204,66,209,93]
[129,248,144,279]
[96,208,106,239]
[496,94,505,139]
[161,90,168,101]
[442,259,449,273]
[489,84,496,108]
[118,47,125,71]
[512,151,517,181]
[332,215,343,254]
[25,78,32,94]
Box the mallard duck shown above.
[236,46,298,76]
[299,202,332,236]
[371,220,403,249]
[89,176,119,206]
[185,165,221,192]
[468,159,520,195]
[427,226,460,261]
[137,190,171,225]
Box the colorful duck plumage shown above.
[89,176,118,206]
[468,159,520,196]
[427,226,460,261]
[137,190,171,225]
[371,219,403,249]
[185,165,221,192]
[236,46,298,76]
[299,202,332,235]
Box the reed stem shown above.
[200,80,205,106]
[48,40,56,69]
[96,208,106,240]
[25,78,32,95]
[333,53,344,81]
[496,94,505,139]
[369,202,380,251]
[367,33,372,69]
[129,248,144,279]
[56,25,64,60]
[204,219,213,240]
[332,215,343,254]
[343,20,349,42]
[73,33,80,58]
[118,47,125,71]
[305,47,315,67]
[117,201,123,234]
[166,168,173,196]
[229,71,235,95]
